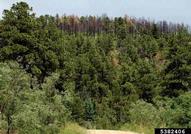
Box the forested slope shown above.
[0,2,191,134]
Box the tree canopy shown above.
[0,2,191,134]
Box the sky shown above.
[0,0,190,25]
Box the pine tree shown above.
[163,33,191,97]
[0,2,60,83]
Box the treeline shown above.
[55,14,188,36]
[0,2,191,134]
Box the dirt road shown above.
[87,130,140,134]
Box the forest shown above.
[0,2,191,134]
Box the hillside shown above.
[0,2,191,134]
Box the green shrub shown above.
[0,62,70,134]
[122,94,191,134]
[154,94,191,128]
[128,100,162,127]
[120,100,165,134]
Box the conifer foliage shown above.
[0,2,191,133]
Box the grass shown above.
[60,123,87,134]
[120,123,154,134]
